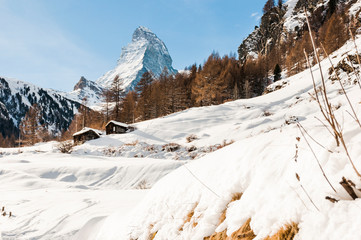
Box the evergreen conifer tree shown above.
[273,64,282,82]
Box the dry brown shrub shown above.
[263,222,299,240]
[162,143,180,152]
[124,140,139,146]
[186,134,198,143]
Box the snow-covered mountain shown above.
[96,26,177,91]
[0,76,81,138]
[65,76,104,107]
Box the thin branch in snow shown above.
[182,163,221,199]
[297,124,337,193]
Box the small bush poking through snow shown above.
[57,141,73,154]
[136,179,151,189]
[162,143,180,152]
[262,110,273,117]
[187,146,197,152]
[103,147,119,156]
[186,134,198,143]
[1,206,12,218]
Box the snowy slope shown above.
[96,26,177,91]
[83,36,361,239]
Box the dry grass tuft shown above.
[179,202,198,231]
[204,229,228,240]
[204,218,256,240]
[219,193,243,225]
[264,222,299,240]
[149,231,158,240]
[231,192,243,202]
[204,193,244,239]
[230,218,256,240]
[124,140,139,146]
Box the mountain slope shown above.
[96,26,177,91]
[0,77,81,139]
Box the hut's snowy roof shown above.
[73,127,103,137]
[106,120,129,128]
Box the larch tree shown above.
[121,90,137,123]
[110,75,124,121]
[19,104,43,146]
[135,71,154,120]
[102,88,113,123]
[323,14,348,54]
[192,53,227,106]
[78,97,89,129]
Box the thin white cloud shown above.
[250,12,262,21]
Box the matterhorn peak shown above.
[96,26,177,91]
[132,26,157,42]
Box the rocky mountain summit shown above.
[96,26,177,91]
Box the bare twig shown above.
[296,173,320,211]
[297,124,337,193]
[305,8,340,146]
[298,122,333,153]
[314,116,335,137]
[182,162,221,199]
[321,43,361,128]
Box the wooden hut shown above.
[105,120,134,135]
[73,127,102,145]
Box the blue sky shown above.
[0,0,265,91]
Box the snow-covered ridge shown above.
[96,26,177,91]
